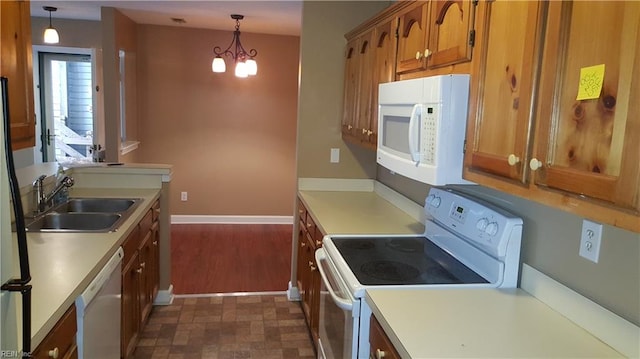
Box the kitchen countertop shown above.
[15,187,160,350]
[298,190,424,235]
[365,288,622,358]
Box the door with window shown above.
[39,52,97,163]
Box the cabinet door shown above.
[138,230,153,325]
[533,1,640,212]
[464,0,545,182]
[370,19,398,146]
[121,253,139,359]
[0,0,35,150]
[356,30,376,142]
[396,2,430,74]
[369,315,401,359]
[428,0,477,69]
[342,38,360,138]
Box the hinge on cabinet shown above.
[472,0,478,6]
[463,140,467,154]
[469,29,476,47]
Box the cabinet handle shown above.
[415,51,422,60]
[300,241,306,247]
[425,48,432,58]
[362,128,367,134]
[153,240,158,246]
[376,349,386,359]
[507,154,520,166]
[298,209,304,214]
[307,222,312,228]
[136,268,143,274]
[316,240,322,247]
[48,348,59,359]
[140,262,146,268]
[309,261,317,271]
[367,130,373,136]
[529,158,543,171]
[348,124,353,130]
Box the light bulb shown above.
[246,59,257,76]
[212,56,226,73]
[235,62,248,78]
[44,27,59,44]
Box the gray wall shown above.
[377,166,640,326]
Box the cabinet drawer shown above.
[138,209,153,236]
[122,226,140,266]
[32,304,77,359]
[151,200,160,222]
[369,315,401,359]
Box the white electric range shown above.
[315,187,523,359]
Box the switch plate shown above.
[579,220,602,263]
[181,192,188,201]
[330,148,340,163]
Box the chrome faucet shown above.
[33,175,75,213]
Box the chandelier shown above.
[211,14,258,78]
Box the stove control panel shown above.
[425,188,523,258]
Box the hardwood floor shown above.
[171,224,294,294]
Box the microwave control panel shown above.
[421,105,438,165]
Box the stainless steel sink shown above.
[26,197,141,233]
[26,213,123,232]
[54,198,140,213]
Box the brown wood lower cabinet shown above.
[122,200,161,359]
[32,304,78,359]
[369,315,401,359]
[296,198,324,347]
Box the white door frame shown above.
[32,45,104,164]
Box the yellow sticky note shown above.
[577,64,605,100]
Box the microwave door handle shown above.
[408,104,421,164]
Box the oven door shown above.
[316,248,359,359]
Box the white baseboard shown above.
[521,264,639,358]
[171,215,293,224]
[153,284,174,305]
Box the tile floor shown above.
[132,294,316,359]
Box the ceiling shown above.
[30,1,303,36]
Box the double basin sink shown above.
[26,198,141,233]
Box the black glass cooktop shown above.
[331,236,488,285]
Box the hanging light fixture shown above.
[43,6,60,44]
[211,14,258,78]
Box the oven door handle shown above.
[315,250,353,311]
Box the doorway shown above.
[33,46,104,164]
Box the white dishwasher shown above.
[75,247,123,359]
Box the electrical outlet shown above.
[181,192,188,201]
[579,220,602,263]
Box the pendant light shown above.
[211,14,258,78]
[43,6,60,44]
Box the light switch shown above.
[330,148,340,163]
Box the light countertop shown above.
[298,190,424,235]
[15,187,160,349]
[365,288,622,358]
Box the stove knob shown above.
[485,222,499,236]
[476,218,489,231]
[432,196,441,208]
[426,194,435,206]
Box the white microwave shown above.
[377,75,474,185]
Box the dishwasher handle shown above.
[76,247,123,312]
[315,249,353,311]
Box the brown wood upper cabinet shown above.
[342,17,397,149]
[397,0,477,75]
[464,0,640,232]
[0,0,36,150]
